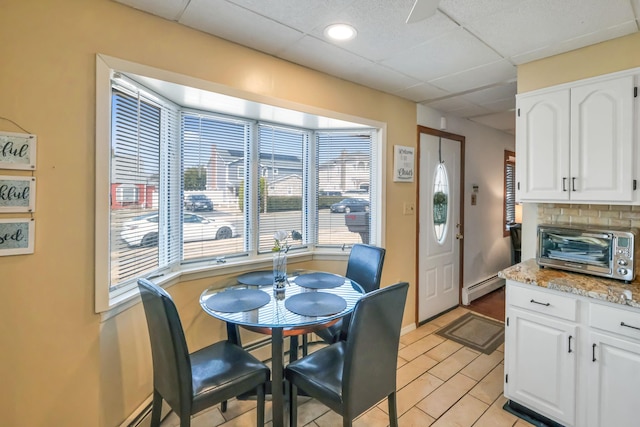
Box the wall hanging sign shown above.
[0,131,37,170]
[0,218,34,256]
[0,176,36,213]
[393,145,415,182]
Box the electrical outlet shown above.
[403,202,415,215]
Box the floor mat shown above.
[435,312,504,354]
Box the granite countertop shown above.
[499,258,640,309]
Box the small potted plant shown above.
[433,191,448,225]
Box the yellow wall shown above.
[517,32,640,93]
[0,1,417,426]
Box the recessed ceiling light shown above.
[324,23,357,41]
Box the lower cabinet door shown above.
[505,307,577,426]
[587,331,640,427]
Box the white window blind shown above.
[316,131,374,246]
[181,112,249,261]
[109,86,180,290]
[257,124,307,253]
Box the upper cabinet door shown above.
[516,89,571,202]
[570,76,635,203]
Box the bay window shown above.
[95,55,383,312]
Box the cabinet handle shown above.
[562,177,567,191]
[572,177,576,191]
[592,343,597,362]
[568,335,573,353]
[620,321,640,331]
[530,299,550,307]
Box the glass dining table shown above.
[199,270,364,427]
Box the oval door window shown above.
[433,163,449,243]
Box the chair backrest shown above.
[509,223,522,264]
[137,279,193,417]
[345,244,386,294]
[342,282,409,419]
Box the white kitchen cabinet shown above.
[505,284,577,426]
[516,74,636,204]
[505,280,640,427]
[516,88,570,201]
[586,303,640,427]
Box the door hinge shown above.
[505,374,508,383]
[506,317,509,326]
[517,182,520,191]
[517,108,520,117]
[634,179,637,191]
[635,87,638,98]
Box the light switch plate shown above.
[403,202,415,215]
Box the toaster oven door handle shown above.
[579,232,611,239]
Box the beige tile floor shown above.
[161,306,534,427]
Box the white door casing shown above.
[418,133,461,322]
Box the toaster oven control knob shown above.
[618,259,628,266]
[618,267,628,276]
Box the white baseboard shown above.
[462,275,504,305]
[400,323,416,336]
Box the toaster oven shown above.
[537,224,639,282]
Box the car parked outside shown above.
[121,212,236,247]
[184,194,214,211]
[330,198,370,213]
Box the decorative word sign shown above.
[393,145,415,182]
[0,176,36,213]
[0,219,34,256]
[0,131,37,170]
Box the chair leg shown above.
[289,383,298,427]
[150,389,162,427]
[302,334,308,356]
[289,335,299,363]
[256,384,265,427]
[342,417,353,427]
[388,391,398,427]
[220,400,227,412]
[179,415,191,427]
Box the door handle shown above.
[562,177,567,191]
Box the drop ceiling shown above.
[114,0,640,134]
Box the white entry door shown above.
[418,132,462,322]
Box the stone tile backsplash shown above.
[537,204,640,228]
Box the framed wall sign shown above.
[0,218,35,256]
[393,145,415,182]
[0,176,36,213]
[0,131,37,170]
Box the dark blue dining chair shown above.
[137,278,270,427]
[285,282,409,427]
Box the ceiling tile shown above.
[470,111,516,133]
[428,60,516,93]
[179,0,304,55]
[351,64,422,93]
[511,21,639,64]
[447,103,494,118]
[278,36,375,81]
[460,81,516,105]
[425,96,479,112]
[467,0,637,58]
[317,1,460,62]
[381,27,503,81]
[439,0,527,26]
[394,83,450,102]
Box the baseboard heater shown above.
[462,275,504,305]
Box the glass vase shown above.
[273,251,287,291]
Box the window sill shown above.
[99,249,350,322]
